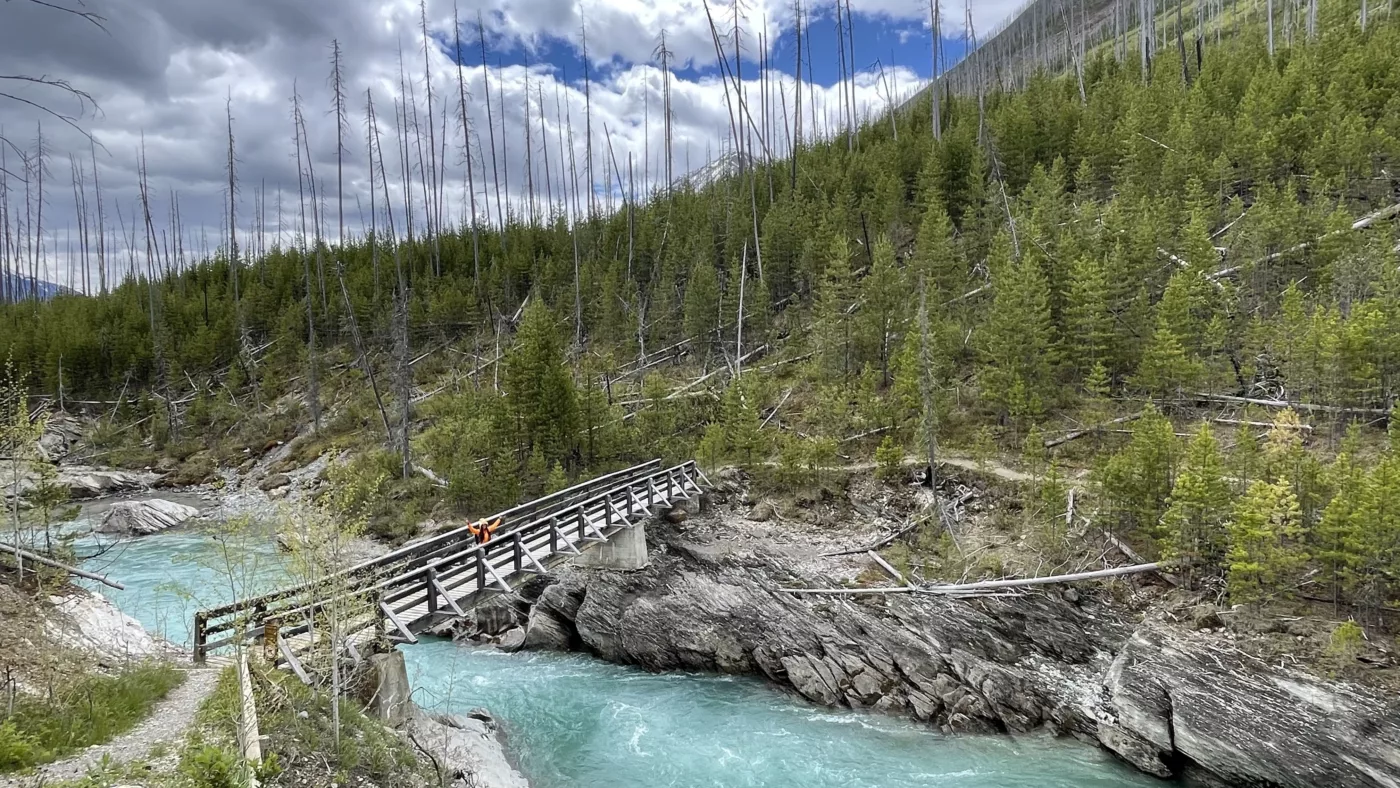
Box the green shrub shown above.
[0,662,183,773]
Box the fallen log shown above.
[0,541,125,589]
[1190,393,1389,416]
[920,561,1166,593]
[1044,410,1147,449]
[867,550,912,587]
[1212,418,1312,431]
[1101,530,1180,587]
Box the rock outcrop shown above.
[520,528,1400,787]
[97,499,200,536]
[59,467,155,499]
[405,707,531,788]
[5,466,155,503]
[46,588,161,666]
[534,541,1122,738]
[1098,625,1400,788]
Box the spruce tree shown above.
[503,298,579,464]
[981,232,1056,426]
[1227,480,1308,605]
[1161,423,1233,587]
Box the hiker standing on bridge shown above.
[469,518,502,546]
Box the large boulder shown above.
[1098,625,1400,788]
[97,499,200,536]
[258,473,292,492]
[58,466,155,499]
[404,707,530,788]
[521,605,574,651]
[46,589,160,666]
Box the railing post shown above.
[193,612,207,664]
[426,567,439,617]
[374,591,386,643]
[667,471,674,499]
[577,507,586,540]
[512,532,523,572]
[549,519,559,553]
[605,496,613,527]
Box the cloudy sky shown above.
[0,0,1024,291]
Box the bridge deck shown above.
[194,460,705,677]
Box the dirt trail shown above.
[0,664,222,787]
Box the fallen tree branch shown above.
[1189,393,1389,416]
[1045,410,1147,449]
[920,561,1166,593]
[0,541,125,589]
[1210,202,1400,280]
[1212,418,1312,431]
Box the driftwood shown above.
[1190,393,1389,416]
[1045,410,1147,449]
[0,541,125,589]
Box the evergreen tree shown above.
[1227,480,1308,605]
[981,233,1057,426]
[503,298,578,464]
[1161,424,1233,587]
[1095,407,1178,544]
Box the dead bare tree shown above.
[292,85,321,433]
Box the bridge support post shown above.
[576,521,648,571]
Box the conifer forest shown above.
[5,0,1400,631]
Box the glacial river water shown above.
[76,505,1162,788]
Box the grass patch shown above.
[0,661,184,774]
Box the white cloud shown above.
[0,0,1020,291]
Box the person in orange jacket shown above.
[468,518,502,546]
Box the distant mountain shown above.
[1,272,71,302]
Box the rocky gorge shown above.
[463,501,1400,788]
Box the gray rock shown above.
[96,499,199,536]
[566,539,1121,740]
[258,473,292,491]
[59,467,153,499]
[536,581,585,622]
[474,597,522,637]
[405,706,530,788]
[522,605,574,651]
[497,627,526,652]
[1099,625,1400,788]
[364,650,413,727]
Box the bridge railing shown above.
[194,459,702,662]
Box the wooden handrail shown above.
[195,460,697,661]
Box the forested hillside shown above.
[5,1,1400,622]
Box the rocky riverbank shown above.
[486,504,1400,788]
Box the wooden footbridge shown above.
[193,460,706,677]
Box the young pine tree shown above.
[504,298,579,464]
[1160,424,1233,587]
[981,233,1057,427]
[1094,407,1178,544]
[1227,480,1308,605]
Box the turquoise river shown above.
[75,509,1164,788]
